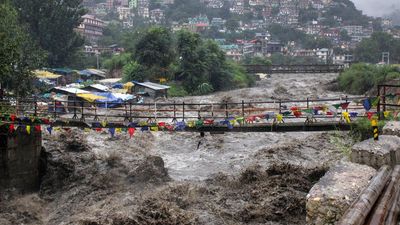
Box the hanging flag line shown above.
[1,94,400,137]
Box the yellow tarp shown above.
[123,82,134,89]
[35,70,62,79]
[76,93,106,103]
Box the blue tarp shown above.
[94,92,124,108]
[112,83,124,89]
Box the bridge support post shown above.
[0,126,42,191]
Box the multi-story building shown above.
[150,9,165,24]
[211,17,226,29]
[137,0,149,18]
[117,7,132,20]
[230,0,245,14]
[106,0,114,9]
[76,15,105,44]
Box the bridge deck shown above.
[243,64,345,74]
[0,95,373,133]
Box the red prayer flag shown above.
[128,127,135,138]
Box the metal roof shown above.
[51,87,89,95]
[88,84,109,92]
[98,78,122,84]
[133,82,170,91]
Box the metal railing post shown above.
[182,102,185,121]
[80,101,85,121]
[73,96,78,120]
[34,97,37,117]
[225,102,228,118]
[242,100,245,118]
[53,99,57,119]
[129,102,132,122]
[377,85,381,119]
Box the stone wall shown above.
[306,162,376,225]
[0,126,42,191]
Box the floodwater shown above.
[0,72,354,225]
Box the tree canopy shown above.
[0,2,45,95]
[354,32,400,64]
[12,0,86,67]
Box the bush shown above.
[350,118,387,141]
[337,63,400,95]
[167,82,188,97]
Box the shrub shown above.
[337,63,400,95]
[167,82,188,97]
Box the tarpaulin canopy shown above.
[123,82,134,90]
[51,68,74,75]
[77,93,106,103]
[34,70,62,79]
[93,92,134,108]
[112,83,124,89]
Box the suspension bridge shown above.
[243,64,345,74]
[0,95,375,133]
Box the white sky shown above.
[351,0,399,17]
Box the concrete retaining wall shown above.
[0,126,42,191]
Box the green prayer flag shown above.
[371,97,380,107]
[302,108,313,114]
[332,104,341,109]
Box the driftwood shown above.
[337,165,391,225]
[366,166,400,225]
[384,166,400,225]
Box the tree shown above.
[134,27,175,80]
[354,32,400,64]
[122,61,145,82]
[0,3,44,95]
[225,19,240,33]
[12,0,86,67]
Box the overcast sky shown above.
[351,0,399,17]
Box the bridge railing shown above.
[0,95,371,125]
[243,64,345,74]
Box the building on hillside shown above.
[211,17,225,29]
[316,48,332,63]
[132,81,170,98]
[117,7,132,20]
[150,9,165,24]
[230,0,244,14]
[106,0,114,9]
[76,15,105,44]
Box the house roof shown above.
[79,69,106,78]
[50,87,89,95]
[51,68,75,75]
[88,84,109,92]
[133,81,170,91]
[98,78,122,84]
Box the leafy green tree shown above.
[354,32,400,64]
[98,22,124,47]
[242,56,272,66]
[134,27,175,80]
[122,61,145,82]
[0,2,45,96]
[225,19,240,33]
[337,63,400,94]
[176,31,207,91]
[12,0,86,67]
